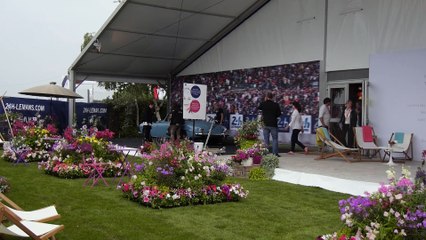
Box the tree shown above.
[81,32,94,51]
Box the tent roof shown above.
[70,0,270,85]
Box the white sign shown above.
[229,114,243,130]
[183,83,207,120]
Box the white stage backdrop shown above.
[369,48,426,161]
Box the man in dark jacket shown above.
[258,91,282,156]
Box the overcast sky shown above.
[0,0,119,102]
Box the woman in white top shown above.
[287,102,308,154]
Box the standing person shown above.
[214,102,224,126]
[340,99,357,147]
[258,91,282,157]
[142,102,154,142]
[318,97,331,129]
[287,102,308,154]
[355,101,362,126]
[169,102,184,143]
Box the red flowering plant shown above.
[39,125,124,179]
[2,116,60,162]
[120,140,248,208]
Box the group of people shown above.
[318,97,362,148]
[258,91,308,157]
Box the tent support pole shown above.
[68,71,76,127]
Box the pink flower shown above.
[143,197,150,203]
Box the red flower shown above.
[122,183,130,192]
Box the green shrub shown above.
[261,154,279,178]
[248,167,268,180]
[0,176,10,193]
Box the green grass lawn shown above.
[0,155,348,240]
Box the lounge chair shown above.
[0,205,64,240]
[0,193,60,223]
[315,127,359,163]
[383,132,413,161]
[353,126,386,161]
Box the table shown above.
[111,147,139,186]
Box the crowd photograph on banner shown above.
[0,1,425,240]
[172,61,320,134]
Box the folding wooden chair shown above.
[383,132,413,161]
[353,126,386,161]
[315,127,359,163]
[0,193,60,223]
[0,205,64,240]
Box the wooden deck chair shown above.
[0,205,64,240]
[0,193,60,223]
[353,126,386,161]
[315,127,359,163]
[383,132,413,161]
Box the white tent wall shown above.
[179,0,325,75]
[180,0,426,74]
[327,0,426,71]
[369,48,426,162]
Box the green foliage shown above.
[234,120,261,147]
[261,154,280,178]
[81,32,94,51]
[238,139,261,150]
[102,83,167,137]
[0,154,346,240]
[0,176,10,193]
[248,167,268,180]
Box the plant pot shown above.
[242,157,253,166]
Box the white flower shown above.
[395,211,401,219]
[395,193,403,200]
[181,176,185,180]
[383,211,389,217]
[401,166,411,178]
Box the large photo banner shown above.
[173,61,320,134]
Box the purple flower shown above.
[134,163,145,172]
[80,143,93,153]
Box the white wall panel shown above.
[327,0,426,71]
[369,48,426,161]
[179,0,325,75]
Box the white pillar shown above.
[68,70,76,127]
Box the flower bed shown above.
[121,141,248,208]
[2,118,59,162]
[319,166,426,239]
[38,126,124,179]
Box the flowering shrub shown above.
[2,118,59,162]
[121,140,248,208]
[319,166,426,240]
[231,143,268,165]
[38,126,124,179]
[0,176,10,193]
[234,120,261,148]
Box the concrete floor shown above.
[215,150,422,184]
